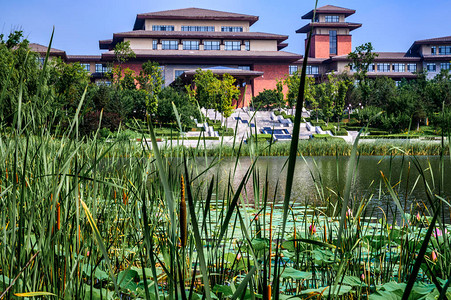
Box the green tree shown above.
[111,41,136,85]
[275,79,284,109]
[120,68,137,90]
[156,87,200,127]
[50,58,90,121]
[0,31,42,126]
[251,89,282,109]
[285,71,316,115]
[190,69,238,119]
[347,42,378,105]
[136,61,164,115]
[113,41,136,66]
[218,74,240,118]
[191,69,217,110]
[284,71,300,112]
[334,79,350,130]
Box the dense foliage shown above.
[0,32,201,135]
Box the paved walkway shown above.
[141,109,360,149]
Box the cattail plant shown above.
[180,174,187,248]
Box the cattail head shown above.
[180,175,187,248]
[122,190,128,206]
[57,202,61,231]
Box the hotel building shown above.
[31,5,451,106]
[290,5,451,80]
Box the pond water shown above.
[195,155,451,220]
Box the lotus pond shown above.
[1,129,451,299]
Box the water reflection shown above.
[194,156,451,219]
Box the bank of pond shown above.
[155,138,449,157]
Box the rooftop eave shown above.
[423,55,451,61]
[99,39,113,50]
[277,42,288,50]
[66,55,102,62]
[101,50,302,63]
[114,30,288,42]
[296,22,362,33]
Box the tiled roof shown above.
[29,43,66,56]
[302,5,356,19]
[134,8,259,30]
[366,72,418,79]
[293,58,326,64]
[330,53,421,62]
[296,22,361,33]
[374,52,421,61]
[415,36,451,44]
[101,49,301,63]
[113,30,288,42]
[408,36,451,54]
[182,68,264,77]
[277,42,288,50]
[423,54,451,61]
[66,55,101,62]
[99,39,113,49]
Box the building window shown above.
[392,63,405,72]
[438,46,451,55]
[329,30,337,55]
[440,63,450,70]
[162,40,178,50]
[152,25,174,31]
[289,65,298,75]
[245,41,250,51]
[225,41,241,51]
[181,26,214,32]
[377,63,390,72]
[431,46,436,55]
[368,64,375,72]
[95,64,104,73]
[95,64,110,73]
[221,26,243,32]
[183,40,199,50]
[427,63,437,72]
[175,70,187,78]
[407,63,417,72]
[325,15,339,22]
[306,65,319,75]
[238,66,251,71]
[152,40,158,50]
[80,63,90,72]
[204,41,220,50]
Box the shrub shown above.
[218,127,234,136]
[320,124,335,131]
[360,134,420,139]
[332,128,348,136]
[310,120,326,126]
[312,134,345,141]
[369,130,389,136]
[284,115,295,122]
[251,89,284,109]
[249,134,274,142]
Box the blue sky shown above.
[1,0,450,56]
